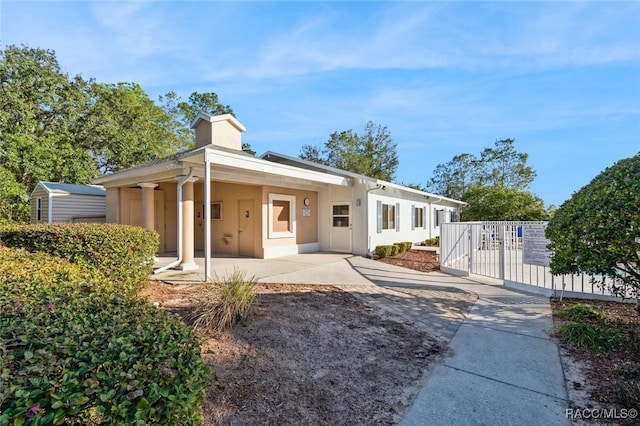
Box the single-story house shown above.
[30,182,106,224]
[92,113,465,278]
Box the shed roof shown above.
[36,182,106,197]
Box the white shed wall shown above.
[50,194,106,223]
[30,187,50,223]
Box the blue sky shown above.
[1,1,638,206]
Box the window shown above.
[268,193,296,238]
[413,206,424,229]
[377,201,400,233]
[382,204,395,230]
[36,197,42,221]
[332,204,350,227]
[211,202,223,220]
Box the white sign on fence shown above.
[522,223,551,267]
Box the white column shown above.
[177,178,199,271]
[204,156,212,281]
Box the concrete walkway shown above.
[154,253,570,425]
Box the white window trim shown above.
[413,205,424,229]
[268,193,296,239]
[381,203,396,231]
[36,197,42,221]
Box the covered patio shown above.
[152,252,375,286]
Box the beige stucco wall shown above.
[193,181,263,257]
[194,120,242,150]
[105,188,120,223]
[118,187,166,253]
[261,186,318,249]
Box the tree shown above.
[0,44,237,222]
[0,45,97,221]
[427,138,542,220]
[176,91,234,124]
[299,121,398,181]
[427,153,479,200]
[299,144,326,165]
[479,138,536,189]
[461,185,546,221]
[0,166,29,223]
[546,154,640,305]
[83,82,187,173]
[157,90,257,155]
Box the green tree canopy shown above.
[158,90,256,155]
[461,185,546,221]
[546,154,640,300]
[0,45,96,195]
[85,82,188,173]
[299,121,398,181]
[427,138,535,199]
[427,138,541,220]
[0,44,235,222]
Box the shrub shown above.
[389,244,399,256]
[556,303,606,324]
[374,245,394,259]
[556,321,619,351]
[189,268,258,331]
[0,246,208,425]
[0,223,159,295]
[401,241,413,251]
[393,242,404,254]
[425,237,440,247]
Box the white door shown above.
[330,202,352,253]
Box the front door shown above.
[329,202,352,253]
[238,199,254,257]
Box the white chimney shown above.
[191,113,246,150]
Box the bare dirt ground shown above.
[142,279,444,425]
[377,249,439,273]
[551,299,640,425]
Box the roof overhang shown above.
[92,146,351,189]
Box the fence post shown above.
[468,224,474,274]
[498,224,505,280]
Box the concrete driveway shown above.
[153,253,570,425]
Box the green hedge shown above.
[0,223,159,296]
[425,237,440,247]
[375,245,393,258]
[0,246,208,425]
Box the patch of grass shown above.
[556,303,606,323]
[556,321,619,351]
[190,268,258,331]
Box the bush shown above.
[556,303,606,324]
[374,245,394,258]
[190,268,258,331]
[0,246,208,425]
[393,242,404,254]
[556,321,619,351]
[425,237,439,247]
[0,223,159,296]
[401,241,413,251]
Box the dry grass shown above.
[188,268,258,331]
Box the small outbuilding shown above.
[30,182,106,224]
